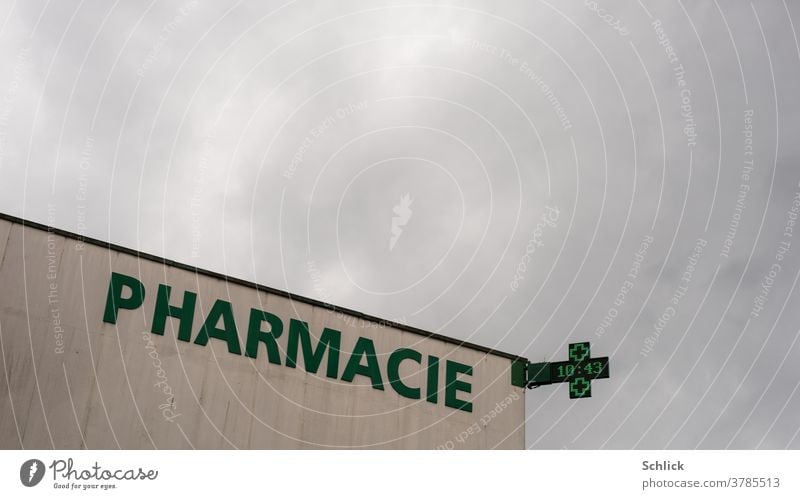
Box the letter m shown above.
[285,319,341,379]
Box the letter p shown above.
[103,272,145,324]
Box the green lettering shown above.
[151,284,196,342]
[426,355,439,404]
[103,272,145,324]
[387,348,422,399]
[341,337,384,390]
[445,360,473,412]
[285,319,340,379]
[194,299,242,355]
[245,309,283,365]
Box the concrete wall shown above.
[0,217,525,449]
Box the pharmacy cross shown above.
[522,342,610,399]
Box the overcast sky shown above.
[1,0,800,449]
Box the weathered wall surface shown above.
[0,217,525,449]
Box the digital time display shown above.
[522,342,611,399]
[549,358,609,383]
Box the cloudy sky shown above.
[1,0,800,449]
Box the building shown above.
[0,213,526,449]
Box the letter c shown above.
[387,348,422,399]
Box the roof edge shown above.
[0,211,526,362]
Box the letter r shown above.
[103,272,146,324]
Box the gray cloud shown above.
[1,0,799,448]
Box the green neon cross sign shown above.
[521,342,610,399]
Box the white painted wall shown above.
[0,217,524,449]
